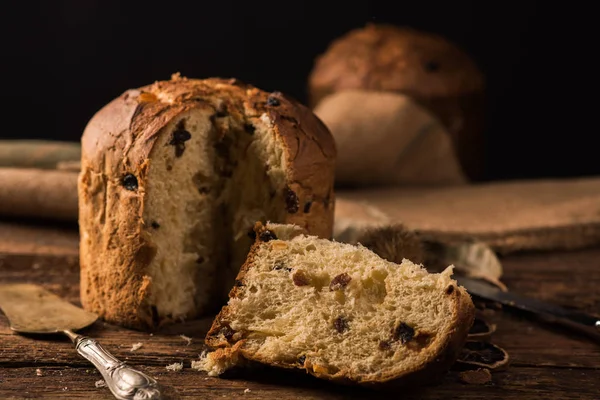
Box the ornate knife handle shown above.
[69,332,161,400]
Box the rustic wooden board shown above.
[1,222,600,399]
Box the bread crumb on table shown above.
[179,334,192,345]
[35,368,43,376]
[244,388,251,393]
[166,362,184,372]
[95,380,106,388]
[130,342,143,352]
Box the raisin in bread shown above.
[308,23,485,181]
[78,75,336,330]
[199,222,475,386]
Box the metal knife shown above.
[455,275,600,341]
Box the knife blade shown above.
[455,275,600,340]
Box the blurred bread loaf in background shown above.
[308,23,486,185]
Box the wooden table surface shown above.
[0,220,599,399]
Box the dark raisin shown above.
[284,187,299,214]
[234,279,244,287]
[292,270,310,286]
[169,127,192,158]
[378,340,391,351]
[122,174,138,191]
[333,316,349,333]
[424,61,440,72]
[446,285,455,294]
[244,123,255,134]
[392,322,415,344]
[266,94,281,106]
[297,355,306,365]
[215,110,228,118]
[221,326,236,341]
[259,230,277,242]
[247,228,257,241]
[303,201,312,213]
[151,221,160,229]
[196,256,205,264]
[166,165,173,171]
[329,273,352,291]
[273,262,291,272]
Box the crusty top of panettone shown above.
[308,23,485,106]
[82,75,336,183]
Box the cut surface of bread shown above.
[200,223,475,386]
[78,76,336,330]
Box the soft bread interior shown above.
[205,227,465,381]
[143,108,287,321]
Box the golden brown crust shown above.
[308,23,485,181]
[78,77,336,330]
[205,223,475,387]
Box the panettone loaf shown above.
[199,223,475,386]
[78,75,336,330]
[308,23,485,181]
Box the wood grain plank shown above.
[0,366,599,399]
[2,224,600,398]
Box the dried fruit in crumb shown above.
[392,322,415,344]
[267,94,281,106]
[221,326,236,341]
[169,125,192,158]
[273,262,291,272]
[297,355,306,365]
[137,92,157,103]
[333,316,349,333]
[303,201,312,213]
[292,270,310,286]
[271,241,288,250]
[284,187,299,214]
[122,174,138,191]
[329,273,352,291]
[378,340,391,351]
[259,230,277,242]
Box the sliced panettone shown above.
[199,223,475,386]
[78,75,336,330]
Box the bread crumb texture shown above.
[200,224,474,385]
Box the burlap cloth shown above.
[334,177,600,254]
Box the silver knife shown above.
[455,275,600,340]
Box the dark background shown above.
[3,1,596,181]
